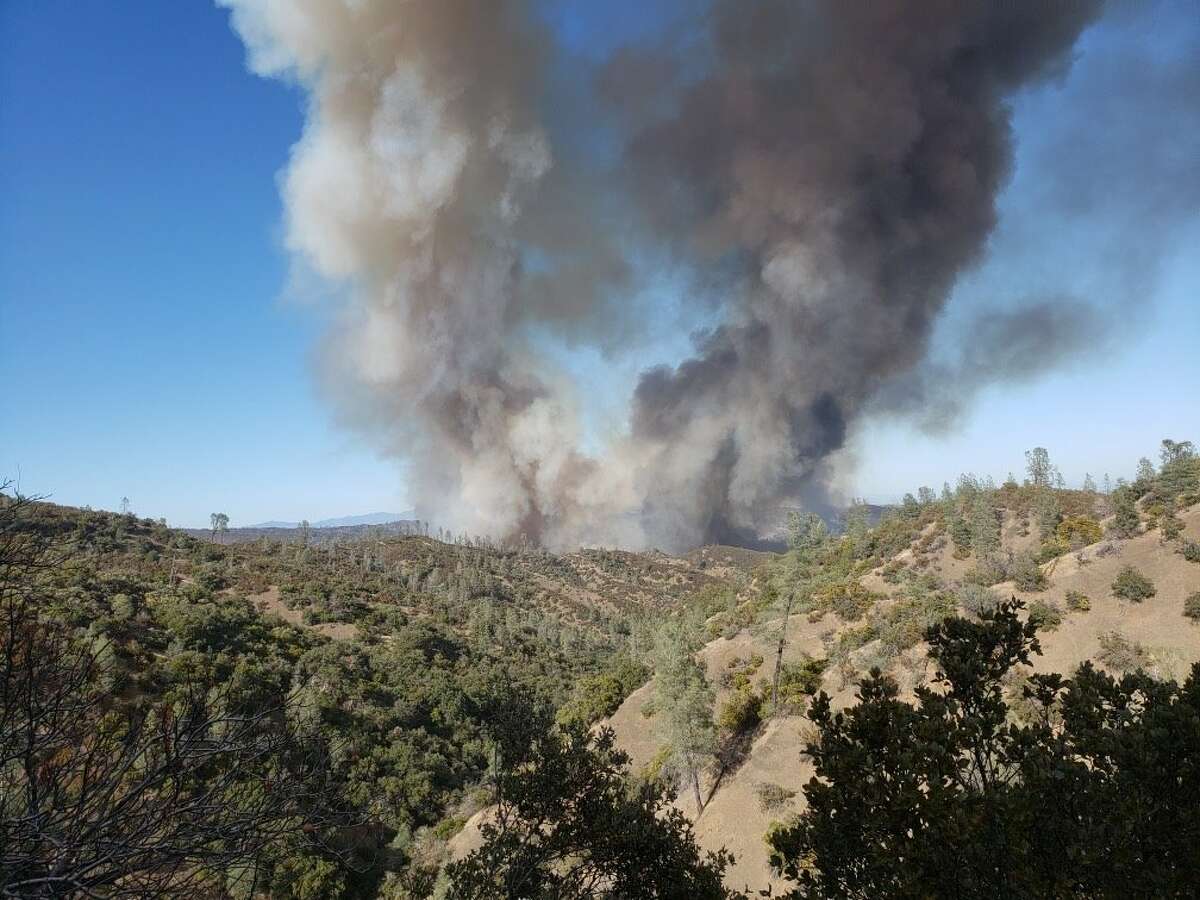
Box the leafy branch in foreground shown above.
[445,686,743,900]
[768,598,1200,898]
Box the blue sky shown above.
[1,1,1197,527]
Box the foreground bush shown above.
[445,689,742,899]
[768,600,1200,898]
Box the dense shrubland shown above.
[0,492,747,896]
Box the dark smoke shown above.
[222,0,1169,551]
[612,0,1105,546]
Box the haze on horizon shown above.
[2,0,1198,544]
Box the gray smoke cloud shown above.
[222,0,1132,551]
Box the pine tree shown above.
[653,620,717,813]
[968,493,1000,560]
[1111,486,1141,538]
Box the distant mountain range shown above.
[247,512,416,529]
[186,513,423,546]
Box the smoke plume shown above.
[222,0,1116,550]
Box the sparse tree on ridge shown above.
[1161,438,1197,467]
[1025,447,1053,489]
[1136,457,1157,486]
[209,511,229,541]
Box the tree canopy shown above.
[768,599,1200,899]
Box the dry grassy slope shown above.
[1009,503,1200,679]
[604,504,1200,895]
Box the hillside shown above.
[6,444,1198,896]
[598,451,1200,894]
[183,518,421,546]
[1,493,761,895]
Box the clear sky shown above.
[2,1,1197,527]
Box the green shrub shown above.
[1111,566,1156,602]
[1035,540,1068,564]
[877,590,958,654]
[557,674,626,727]
[824,582,876,622]
[717,689,763,735]
[773,656,829,709]
[1027,599,1063,631]
[1065,590,1091,612]
[1181,541,1200,563]
[1010,553,1046,592]
[1161,515,1185,542]
[1056,516,1103,548]
[1184,593,1200,622]
[433,816,466,841]
[556,656,649,727]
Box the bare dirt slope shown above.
[1006,503,1200,679]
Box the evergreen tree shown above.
[652,620,717,813]
[968,493,1000,560]
[1110,486,1141,538]
[1135,456,1157,487]
[1033,489,1061,542]
[1160,438,1196,467]
[447,689,740,899]
[1024,447,1053,489]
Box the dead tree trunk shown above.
[691,764,704,814]
[771,590,796,715]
